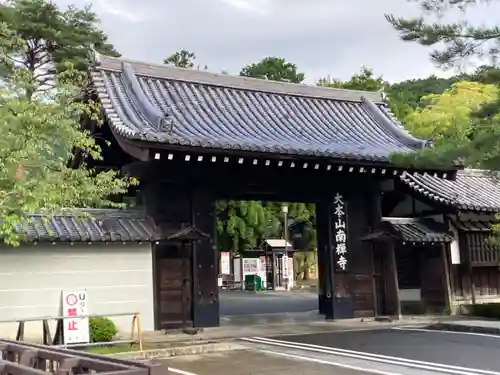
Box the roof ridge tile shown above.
[95,53,386,103]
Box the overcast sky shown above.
[57,0,498,84]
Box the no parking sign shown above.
[61,290,90,345]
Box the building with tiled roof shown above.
[400,169,500,213]
[373,168,500,313]
[1,52,461,337]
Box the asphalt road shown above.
[162,326,500,375]
[241,327,500,374]
[219,290,318,315]
[163,349,377,375]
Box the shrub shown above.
[89,317,118,343]
[470,303,500,319]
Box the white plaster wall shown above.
[0,242,154,341]
[399,288,421,301]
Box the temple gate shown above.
[87,54,451,329]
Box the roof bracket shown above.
[121,62,174,134]
[361,97,428,150]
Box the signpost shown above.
[61,290,90,345]
[220,252,231,275]
[243,258,259,274]
[333,193,348,271]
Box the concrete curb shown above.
[108,342,246,360]
[220,311,320,326]
[427,322,500,335]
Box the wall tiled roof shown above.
[90,54,429,163]
[456,220,494,232]
[17,209,159,243]
[401,169,500,212]
[362,218,453,243]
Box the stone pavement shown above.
[161,349,371,375]
[106,313,450,361]
[428,318,500,334]
[142,312,447,346]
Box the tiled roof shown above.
[90,54,429,163]
[456,220,494,232]
[265,239,293,248]
[362,217,453,243]
[17,209,160,243]
[401,169,500,212]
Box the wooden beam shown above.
[389,243,402,320]
[441,244,454,314]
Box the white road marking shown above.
[167,367,199,375]
[242,337,500,375]
[259,349,406,375]
[392,326,500,339]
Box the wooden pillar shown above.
[191,189,219,328]
[142,182,193,330]
[316,200,326,314]
[365,186,383,318]
[441,244,454,314]
[142,182,220,329]
[316,200,334,318]
[461,234,476,304]
[316,196,354,320]
[388,242,401,319]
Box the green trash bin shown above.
[244,274,263,291]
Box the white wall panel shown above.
[0,243,154,341]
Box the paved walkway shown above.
[427,318,500,334]
[219,290,318,316]
[144,314,445,346]
[161,350,371,375]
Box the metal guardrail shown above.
[0,339,161,375]
[0,313,143,350]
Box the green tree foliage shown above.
[386,0,500,69]
[216,200,280,254]
[0,22,133,246]
[386,0,500,170]
[404,81,498,141]
[0,0,119,88]
[164,49,197,68]
[317,66,415,123]
[468,65,500,85]
[390,81,500,168]
[318,66,386,91]
[240,57,305,83]
[386,76,457,120]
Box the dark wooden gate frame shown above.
[135,153,399,327]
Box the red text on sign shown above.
[67,308,77,316]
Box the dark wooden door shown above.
[373,247,388,315]
[155,244,192,330]
[421,246,446,310]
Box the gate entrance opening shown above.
[88,54,453,329]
